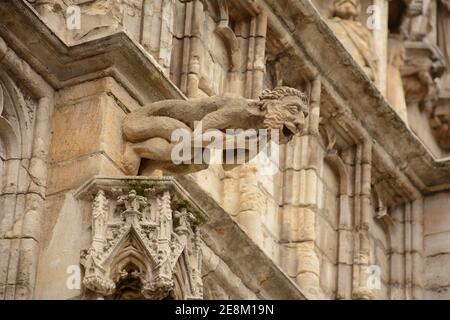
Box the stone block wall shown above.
[424,192,450,299]
[36,77,138,299]
[0,0,446,300]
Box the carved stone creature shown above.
[387,38,409,124]
[430,103,450,150]
[122,87,309,175]
[328,0,378,82]
[400,0,432,41]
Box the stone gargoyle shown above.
[122,87,309,175]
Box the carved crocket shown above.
[122,87,309,175]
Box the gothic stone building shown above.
[0,0,450,300]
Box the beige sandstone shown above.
[0,0,450,300]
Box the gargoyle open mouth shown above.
[282,122,297,140]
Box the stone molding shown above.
[0,0,184,106]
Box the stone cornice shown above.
[74,176,208,223]
[0,0,185,106]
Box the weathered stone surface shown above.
[424,192,450,235]
[48,153,124,195]
[74,177,205,300]
[35,192,85,300]
[327,0,378,82]
[425,254,450,290]
[122,87,309,175]
[425,232,450,256]
[1,0,450,301]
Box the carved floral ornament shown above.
[75,177,207,300]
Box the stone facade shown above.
[0,0,450,300]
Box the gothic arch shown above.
[0,79,21,162]
[0,71,29,159]
[0,73,27,226]
[111,245,149,300]
[108,231,155,300]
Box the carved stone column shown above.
[279,77,322,299]
[324,131,352,300]
[372,0,389,93]
[351,139,374,300]
[141,0,176,75]
[237,164,263,244]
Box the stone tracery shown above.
[77,178,205,300]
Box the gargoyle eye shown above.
[287,105,299,113]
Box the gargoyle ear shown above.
[302,108,309,118]
[298,111,306,125]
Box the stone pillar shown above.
[185,0,205,97]
[352,139,374,300]
[0,35,54,300]
[249,12,268,99]
[372,0,389,94]
[385,197,423,300]
[237,165,263,245]
[411,197,424,299]
[47,77,136,195]
[35,77,138,299]
[141,0,175,75]
[390,205,405,300]
[14,96,54,300]
[279,77,323,298]
[326,146,352,299]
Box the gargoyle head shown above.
[332,0,361,20]
[259,86,309,144]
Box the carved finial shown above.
[92,190,108,247]
[174,208,195,234]
[117,189,147,222]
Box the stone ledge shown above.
[0,0,185,105]
[176,174,308,300]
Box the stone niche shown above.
[74,176,207,300]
